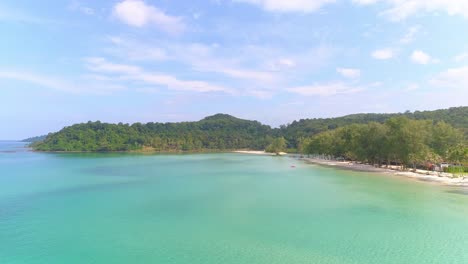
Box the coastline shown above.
[25,144,468,187]
[300,157,468,187]
[232,150,287,156]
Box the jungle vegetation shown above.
[31,107,467,166]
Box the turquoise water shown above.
[1,141,468,264]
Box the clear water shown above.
[1,141,468,264]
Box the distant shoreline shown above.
[19,145,468,187]
[31,148,265,155]
[300,157,468,187]
[232,150,287,156]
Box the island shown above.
[30,107,467,178]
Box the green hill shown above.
[32,114,273,152]
[21,135,47,143]
[280,106,468,148]
[32,106,467,152]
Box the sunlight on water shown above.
[1,142,468,264]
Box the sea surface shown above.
[1,141,468,264]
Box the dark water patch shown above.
[0,180,144,221]
[446,189,468,196]
[38,180,143,197]
[81,166,137,177]
[417,177,442,182]
[0,150,18,153]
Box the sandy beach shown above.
[233,150,287,156]
[300,157,468,187]
[232,151,467,187]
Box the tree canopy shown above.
[266,137,287,155]
[303,117,467,167]
[32,114,274,152]
[31,107,467,166]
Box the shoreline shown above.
[20,145,468,187]
[232,150,287,156]
[300,157,468,187]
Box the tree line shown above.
[281,106,468,149]
[31,107,467,167]
[301,117,467,167]
[32,114,273,152]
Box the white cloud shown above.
[247,89,275,99]
[287,82,364,96]
[0,70,125,94]
[234,0,336,13]
[0,71,77,93]
[410,50,434,64]
[85,57,232,93]
[353,0,468,21]
[399,25,420,44]
[84,57,141,74]
[454,52,468,62]
[107,36,169,61]
[336,68,361,78]
[103,38,335,98]
[430,66,468,89]
[0,5,56,25]
[277,58,296,68]
[175,44,278,83]
[371,49,394,60]
[107,38,278,84]
[215,68,276,82]
[132,73,230,93]
[69,1,95,15]
[352,0,378,5]
[113,0,185,34]
[404,83,420,91]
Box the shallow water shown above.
[1,141,468,264]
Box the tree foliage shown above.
[31,107,467,163]
[266,137,287,155]
[33,114,273,152]
[281,106,468,149]
[303,117,467,167]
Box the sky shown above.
[1,0,467,139]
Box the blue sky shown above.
[1,0,467,139]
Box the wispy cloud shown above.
[68,1,95,16]
[410,50,437,65]
[105,37,335,89]
[85,57,233,93]
[0,70,125,94]
[0,4,56,25]
[353,0,468,21]
[399,25,420,44]
[430,66,468,89]
[336,68,361,79]
[106,38,279,84]
[84,57,141,74]
[287,82,365,96]
[107,36,169,61]
[454,52,468,62]
[352,0,378,5]
[371,48,394,60]
[233,0,336,13]
[113,0,185,34]
[404,83,420,92]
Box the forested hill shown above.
[32,114,273,152]
[31,107,467,152]
[21,135,47,143]
[281,106,468,147]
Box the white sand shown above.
[233,150,287,156]
[301,158,468,187]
